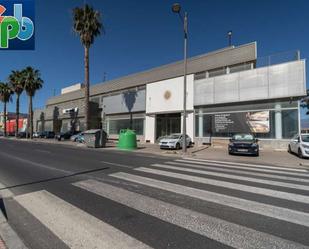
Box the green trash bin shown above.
[118,129,137,150]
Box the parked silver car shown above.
[288,134,309,158]
[159,134,192,150]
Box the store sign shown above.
[213,111,270,133]
[0,0,35,50]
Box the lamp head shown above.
[172,3,181,13]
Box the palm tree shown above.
[23,67,43,139]
[72,4,102,130]
[0,82,13,137]
[9,70,25,137]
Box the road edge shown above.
[0,182,28,249]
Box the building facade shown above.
[34,42,307,149]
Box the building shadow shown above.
[122,90,138,129]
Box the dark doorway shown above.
[156,113,181,139]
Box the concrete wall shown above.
[102,89,145,114]
[46,42,257,106]
[146,75,194,114]
[194,60,306,106]
[145,116,156,143]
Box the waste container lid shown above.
[84,129,101,134]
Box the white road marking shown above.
[34,149,51,154]
[151,163,309,191]
[167,161,309,183]
[110,172,309,227]
[74,179,308,249]
[100,161,133,169]
[136,167,309,204]
[183,158,308,172]
[0,182,14,198]
[14,190,152,249]
[176,159,309,177]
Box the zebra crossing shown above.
[11,158,309,249]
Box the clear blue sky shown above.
[1,0,308,119]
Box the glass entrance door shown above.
[156,113,181,139]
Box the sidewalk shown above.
[2,137,309,169]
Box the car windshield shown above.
[232,134,254,141]
[301,135,309,142]
[166,134,180,139]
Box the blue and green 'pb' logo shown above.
[0,0,34,50]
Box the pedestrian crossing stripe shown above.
[167,161,309,183]
[110,172,309,227]
[137,165,309,203]
[11,158,309,249]
[74,179,307,249]
[176,159,309,177]
[182,157,309,172]
[14,190,152,249]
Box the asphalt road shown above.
[0,138,309,249]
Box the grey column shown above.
[275,103,282,139]
[198,109,203,137]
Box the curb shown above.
[0,182,28,249]
[0,212,28,249]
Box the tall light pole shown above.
[172,3,188,153]
[228,30,232,47]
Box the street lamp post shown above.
[172,3,188,153]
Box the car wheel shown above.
[288,145,292,154]
[176,143,180,150]
[298,148,303,158]
[255,151,259,157]
[228,151,232,155]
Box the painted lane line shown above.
[14,190,152,249]
[136,167,309,204]
[74,179,308,249]
[176,159,309,178]
[110,172,309,227]
[100,161,134,169]
[183,158,308,172]
[167,161,309,184]
[151,163,309,191]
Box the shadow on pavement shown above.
[0,199,7,220]
[0,166,110,192]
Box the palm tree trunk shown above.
[29,96,33,139]
[84,46,90,130]
[15,94,20,137]
[3,102,7,137]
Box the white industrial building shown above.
[34,42,307,149]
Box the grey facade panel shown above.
[47,42,257,105]
[102,89,146,115]
[194,60,306,106]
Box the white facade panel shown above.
[269,61,306,98]
[214,74,239,103]
[145,116,155,143]
[194,60,306,106]
[146,75,194,114]
[194,78,214,105]
[239,67,268,101]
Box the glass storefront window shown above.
[195,109,298,139]
[108,118,144,135]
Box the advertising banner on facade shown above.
[212,111,270,133]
